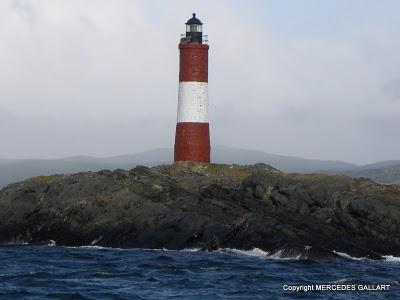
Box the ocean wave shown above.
[383,255,400,263]
[0,241,30,246]
[181,248,201,252]
[332,278,356,284]
[333,252,400,263]
[25,244,400,263]
[219,248,301,260]
[64,246,181,252]
[148,248,201,252]
[63,245,201,252]
[62,246,297,260]
[74,245,124,250]
[64,246,159,251]
[220,248,269,257]
[332,251,367,261]
[2,244,399,299]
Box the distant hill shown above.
[343,164,400,185]
[0,150,166,189]
[0,145,398,187]
[211,146,357,173]
[352,160,400,171]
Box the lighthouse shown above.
[174,13,210,163]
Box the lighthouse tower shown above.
[174,13,210,163]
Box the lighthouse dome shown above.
[186,13,203,25]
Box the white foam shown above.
[268,249,283,258]
[222,248,270,258]
[154,248,200,252]
[383,255,400,263]
[333,251,400,263]
[81,245,119,250]
[63,246,201,252]
[181,248,201,252]
[56,245,400,263]
[7,242,29,245]
[269,249,302,260]
[219,248,301,260]
[333,278,356,284]
[333,251,366,261]
[65,245,124,251]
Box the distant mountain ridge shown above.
[353,160,400,171]
[343,164,400,185]
[0,145,399,187]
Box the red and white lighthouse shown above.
[174,13,210,163]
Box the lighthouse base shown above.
[174,122,210,163]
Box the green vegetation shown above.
[30,175,56,185]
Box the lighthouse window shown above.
[187,24,202,32]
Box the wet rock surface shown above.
[0,162,399,260]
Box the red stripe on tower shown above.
[174,13,210,163]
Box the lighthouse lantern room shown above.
[185,13,203,43]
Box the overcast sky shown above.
[0,0,399,164]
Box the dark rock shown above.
[0,162,399,260]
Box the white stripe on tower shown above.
[177,82,209,123]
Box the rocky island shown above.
[0,162,399,260]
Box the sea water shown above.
[0,245,399,299]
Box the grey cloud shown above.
[0,0,399,164]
